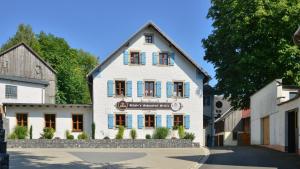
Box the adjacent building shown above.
[251,79,299,154]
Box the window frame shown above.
[44,114,56,130]
[173,115,184,128]
[130,51,141,65]
[5,85,17,99]
[173,81,184,98]
[16,113,28,127]
[145,114,155,128]
[159,52,170,65]
[115,80,126,97]
[144,34,154,44]
[115,114,126,127]
[144,81,155,97]
[72,114,83,132]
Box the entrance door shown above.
[262,116,270,145]
[287,111,298,153]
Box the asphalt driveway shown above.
[201,146,300,169]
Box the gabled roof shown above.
[0,42,57,74]
[87,22,210,83]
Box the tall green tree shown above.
[0,24,98,104]
[202,0,300,109]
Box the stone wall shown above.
[7,139,199,148]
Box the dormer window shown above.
[145,34,153,43]
[130,52,140,64]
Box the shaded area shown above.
[9,151,146,169]
[70,152,147,164]
[168,155,204,163]
[201,146,300,169]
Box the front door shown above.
[287,111,298,153]
[262,116,270,145]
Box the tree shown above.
[202,0,300,109]
[0,24,99,104]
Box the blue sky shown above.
[0,0,216,85]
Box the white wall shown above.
[92,27,205,144]
[0,79,45,104]
[5,106,93,139]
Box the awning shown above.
[242,109,251,119]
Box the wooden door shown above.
[262,116,270,145]
[287,111,297,153]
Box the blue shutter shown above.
[107,80,113,97]
[152,52,158,65]
[141,52,146,65]
[123,50,129,65]
[166,81,173,98]
[184,115,190,129]
[167,115,172,129]
[184,82,190,98]
[137,81,143,97]
[170,52,175,66]
[127,114,132,129]
[108,114,114,129]
[126,81,132,97]
[156,115,162,128]
[156,81,161,98]
[138,114,144,129]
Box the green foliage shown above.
[183,132,195,141]
[92,122,95,139]
[40,127,55,139]
[178,126,185,139]
[145,134,151,139]
[0,24,99,104]
[13,126,28,139]
[202,0,300,109]
[130,129,137,139]
[153,127,170,139]
[66,130,74,140]
[29,125,33,139]
[77,132,89,140]
[115,126,125,139]
[8,132,17,139]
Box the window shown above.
[72,114,83,132]
[115,114,126,127]
[45,114,56,129]
[115,80,126,96]
[130,52,140,64]
[173,82,184,97]
[145,81,155,97]
[145,114,155,128]
[5,85,17,99]
[16,113,28,127]
[145,34,153,43]
[204,96,211,106]
[232,131,238,140]
[159,52,169,65]
[289,92,298,99]
[173,115,183,127]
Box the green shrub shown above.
[178,126,185,139]
[29,125,33,139]
[153,127,169,139]
[66,130,74,140]
[78,132,89,140]
[115,126,125,139]
[145,134,151,139]
[130,129,137,139]
[41,127,55,139]
[184,132,195,141]
[14,126,28,139]
[8,132,17,139]
[92,122,95,139]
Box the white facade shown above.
[90,23,208,144]
[5,104,92,139]
[0,79,46,104]
[251,79,300,153]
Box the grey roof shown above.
[87,22,211,83]
[0,75,49,86]
[0,42,57,74]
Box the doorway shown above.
[262,116,270,145]
[287,110,298,153]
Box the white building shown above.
[87,22,210,144]
[251,79,300,154]
[3,22,210,144]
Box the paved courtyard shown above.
[8,148,206,169]
[202,146,300,169]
